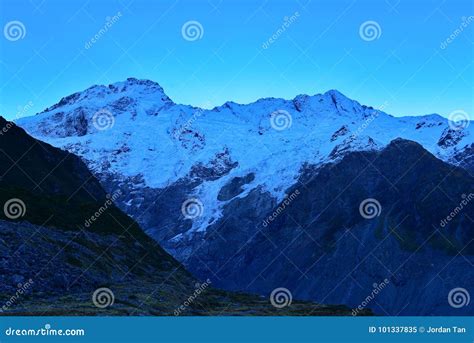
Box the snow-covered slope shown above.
[15,78,474,315]
[16,78,473,236]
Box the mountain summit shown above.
[15,79,474,315]
[1,115,358,315]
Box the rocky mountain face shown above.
[15,78,474,315]
[0,117,355,315]
[177,139,474,315]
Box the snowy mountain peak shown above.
[16,78,473,192]
[42,77,172,115]
[323,89,349,101]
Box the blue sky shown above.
[0,0,472,120]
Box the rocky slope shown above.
[14,78,474,315]
[0,117,357,316]
[177,139,474,315]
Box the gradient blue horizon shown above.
[0,0,473,121]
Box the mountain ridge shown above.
[12,78,474,315]
[0,115,360,316]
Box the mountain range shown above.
[0,116,357,315]
[13,78,474,315]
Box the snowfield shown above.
[16,78,473,241]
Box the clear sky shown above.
[0,0,473,120]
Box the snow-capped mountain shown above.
[16,78,474,315]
